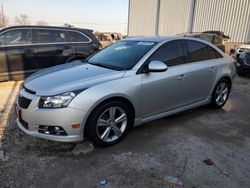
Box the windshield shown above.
[87,41,156,70]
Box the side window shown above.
[148,40,185,66]
[185,40,209,62]
[69,31,89,42]
[54,30,67,42]
[207,46,223,59]
[0,29,32,45]
[185,40,222,63]
[34,29,66,43]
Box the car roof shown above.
[123,36,207,43]
[0,25,93,33]
[124,36,174,42]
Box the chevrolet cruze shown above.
[16,36,235,146]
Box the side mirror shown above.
[147,60,168,72]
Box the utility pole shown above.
[1,4,5,26]
[188,0,196,33]
[155,0,161,36]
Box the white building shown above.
[128,0,250,43]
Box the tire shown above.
[85,101,133,147]
[210,79,231,109]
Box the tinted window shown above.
[111,33,120,40]
[185,40,209,62]
[147,40,185,66]
[0,29,32,45]
[207,46,223,59]
[35,29,66,43]
[69,31,89,42]
[185,40,222,63]
[88,41,155,70]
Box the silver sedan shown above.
[16,36,236,146]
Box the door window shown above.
[68,31,90,42]
[207,46,223,59]
[34,29,67,43]
[185,40,222,63]
[185,40,209,62]
[0,29,32,46]
[147,40,185,66]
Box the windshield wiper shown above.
[87,61,125,71]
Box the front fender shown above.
[68,74,142,134]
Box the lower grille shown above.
[18,95,32,109]
[20,117,29,130]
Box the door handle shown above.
[209,67,216,72]
[64,45,72,50]
[23,48,34,54]
[178,74,187,80]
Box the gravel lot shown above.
[0,76,250,188]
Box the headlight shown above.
[39,92,76,108]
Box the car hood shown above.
[24,61,126,96]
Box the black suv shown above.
[0,25,100,81]
[236,51,250,76]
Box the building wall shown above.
[128,0,250,42]
[128,0,158,36]
[158,0,192,36]
[193,0,250,42]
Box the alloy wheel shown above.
[96,106,127,142]
[215,82,229,106]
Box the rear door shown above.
[182,39,223,102]
[0,28,35,80]
[33,28,74,68]
[68,30,92,60]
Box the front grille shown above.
[18,95,32,109]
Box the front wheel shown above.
[210,79,230,108]
[85,101,133,147]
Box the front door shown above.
[141,40,192,117]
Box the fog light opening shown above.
[38,125,67,136]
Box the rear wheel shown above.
[210,79,230,108]
[85,101,133,147]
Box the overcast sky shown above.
[2,0,129,34]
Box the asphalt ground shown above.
[0,75,250,188]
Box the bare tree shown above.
[0,4,8,27]
[15,14,30,25]
[0,12,8,27]
[36,21,49,26]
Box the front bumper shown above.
[16,88,86,142]
[16,118,82,142]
